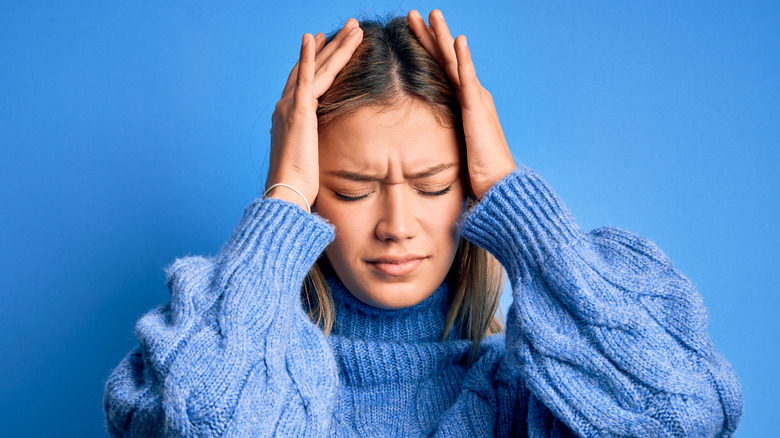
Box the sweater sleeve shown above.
[458,167,743,437]
[103,198,338,437]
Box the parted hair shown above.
[302,15,505,358]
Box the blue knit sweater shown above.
[103,167,743,437]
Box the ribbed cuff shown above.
[219,197,335,290]
[458,168,583,280]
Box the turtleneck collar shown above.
[322,265,457,343]
[321,265,474,386]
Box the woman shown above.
[103,10,743,437]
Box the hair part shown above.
[317,15,459,131]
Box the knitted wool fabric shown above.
[103,167,743,437]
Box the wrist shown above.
[264,185,310,212]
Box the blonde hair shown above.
[297,15,506,358]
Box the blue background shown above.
[1,1,777,436]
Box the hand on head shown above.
[266,10,518,213]
[407,9,517,199]
[266,19,363,211]
[264,11,517,312]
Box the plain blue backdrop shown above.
[1,1,777,436]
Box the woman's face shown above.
[315,101,468,310]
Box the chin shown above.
[324,255,445,310]
[355,279,435,310]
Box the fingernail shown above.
[348,27,360,36]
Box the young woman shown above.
[104,10,743,437]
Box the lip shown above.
[366,255,426,276]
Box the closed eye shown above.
[335,192,370,201]
[335,185,453,202]
[418,185,453,197]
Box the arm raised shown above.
[104,199,337,437]
[460,168,743,437]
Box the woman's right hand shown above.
[266,19,363,211]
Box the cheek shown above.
[316,204,366,264]
[424,189,468,245]
[442,180,468,221]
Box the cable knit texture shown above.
[104,167,743,437]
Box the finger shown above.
[310,18,358,61]
[293,33,316,113]
[311,26,363,97]
[455,36,509,147]
[282,20,357,98]
[428,9,460,88]
[313,32,326,54]
[407,10,440,60]
[279,32,325,102]
[282,62,299,99]
[454,35,482,111]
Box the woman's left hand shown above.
[408,9,517,200]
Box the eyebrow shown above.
[326,163,458,182]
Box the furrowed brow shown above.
[326,170,380,182]
[326,163,458,182]
[407,163,458,179]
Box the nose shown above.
[375,186,419,242]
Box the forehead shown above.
[318,102,461,175]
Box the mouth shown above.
[366,255,427,277]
